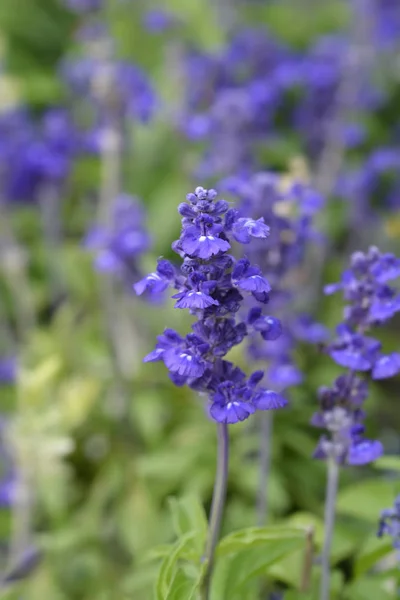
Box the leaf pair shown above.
[151,495,308,600]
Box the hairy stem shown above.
[320,458,339,600]
[201,423,229,600]
[256,410,274,526]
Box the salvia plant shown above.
[136,185,289,597]
[0,1,399,599]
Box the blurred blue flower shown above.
[0,358,17,385]
[224,172,325,391]
[378,494,400,558]
[142,9,179,33]
[85,194,151,287]
[313,247,400,465]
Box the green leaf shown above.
[216,525,305,557]
[163,567,200,600]
[156,532,200,600]
[167,495,208,555]
[354,536,394,578]
[283,592,315,600]
[337,479,398,522]
[58,377,100,429]
[142,545,172,564]
[374,456,400,472]
[211,527,306,599]
[283,569,344,600]
[19,355,62,405]
[344,577,396,600]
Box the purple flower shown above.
[348,440,383,466]
[329,331,381,371]
[137,186,286,423]
[248,309,282,341]
[253,389,288,410]
[180,221,231,259]
[0,108,77,203]
[173,288,219,309]
[378,494,400,559]
[62,52,156,125]
[210,382,256,424]
[85,194,150,288]
[0,476,17,508]
[291,315,329,344]
[225,171,325,397]
[164,348,206,378]
[372,353,400,380]
[232,258,271,295]
[232,217,270,244]
[313,246,400,465]
[267,363,302,388]
[142,9,179,33]
[0,358,17,385]
[63,0,102,12]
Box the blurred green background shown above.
[0,1,399,599]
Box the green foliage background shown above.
[0,0,399,598]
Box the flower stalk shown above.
[256,410,273,526]
[201,422,229,600]
[320,457,339,600]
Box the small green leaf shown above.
[216,525,305,557]
[337,479,397,522]
[58,377,100,429]
[344,577,395,600]
[167,495,208,555]
[156,532,199,600]
[164,567,200,600]
[281,512,358,566]
[374,456,400,472]
[211,527,306,599]
[354,536,394,578]
[142,544,172,564]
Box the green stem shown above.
[256,411,273,526]
[320,458,339,600]
[201,423,229,600]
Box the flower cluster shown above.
[180,22,400,219]
[324,247,400,376]
[135,186,287,424]
[180,30,366,174]
[222,170,326,390]
[223,171,324,287]
[85,193,150,286]
[62,20,156,129]
[377,494,400,558]
[312,247,400,465]
[0,421,16,508]
[181,29,301,176]
[374,0,400,48]
[0,108,77,204]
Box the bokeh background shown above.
[0,0,399,598]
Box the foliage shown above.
[0,1,399,599]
